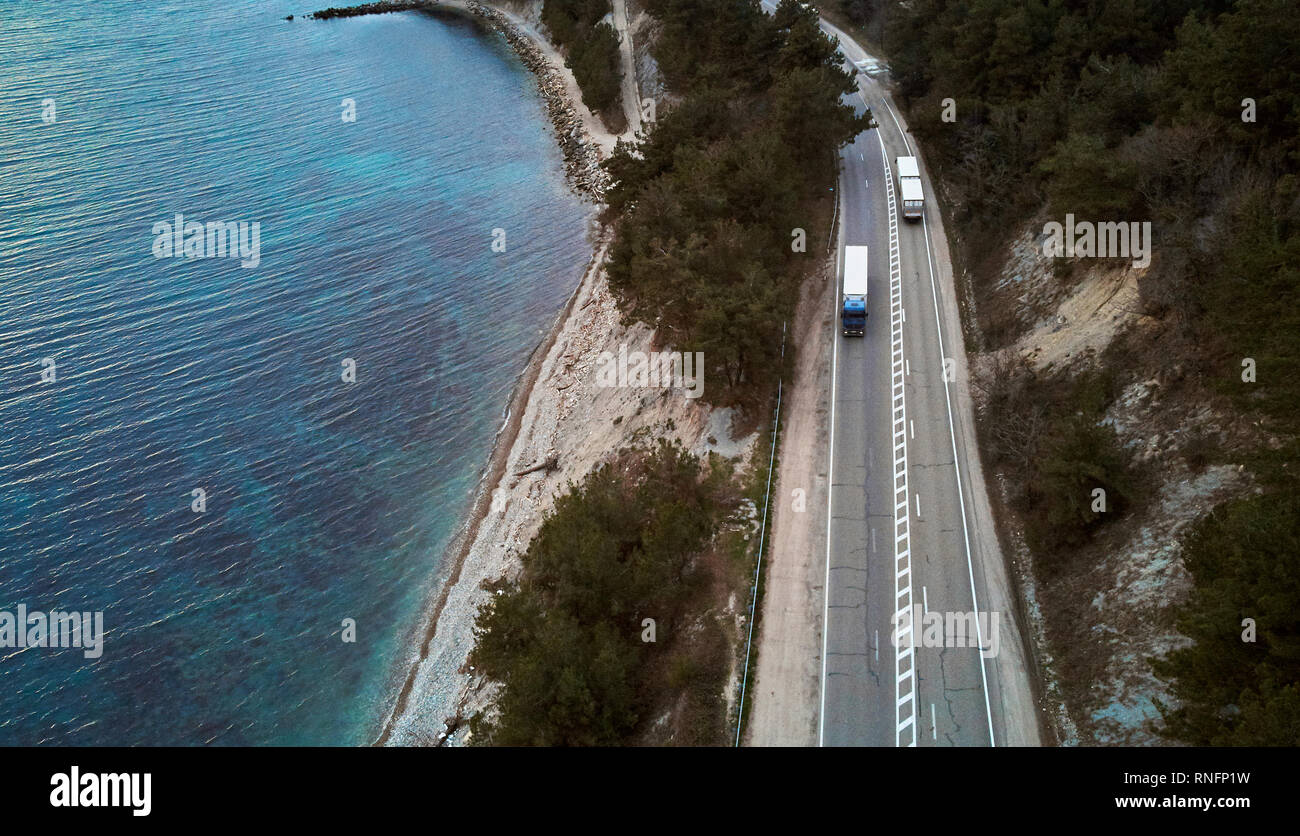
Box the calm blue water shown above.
[0,0,593,744]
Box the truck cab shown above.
[841,297,866,336]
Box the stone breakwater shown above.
[310,2,437,19]
[462,3,610,201]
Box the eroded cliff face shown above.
[965,221,1269,745]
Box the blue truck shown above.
[841,245,868,336]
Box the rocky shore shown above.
[460,3,611,201]
[380,247,752,746]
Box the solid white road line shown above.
[817,15,994,748]
[818,2,998,750]
[920,214,997,747]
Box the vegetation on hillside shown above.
[978,357,1135,568]
[868,0,1299,422]
[1154,486,1300,745]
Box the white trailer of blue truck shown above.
[841,245,868,336]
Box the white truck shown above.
[841,245,869,337]
[896,156,924,221]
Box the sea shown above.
[0,0,594,744]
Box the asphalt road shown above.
[757,3,1041,747]
[824,92,1004,745]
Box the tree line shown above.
[468,442,740,745]
[604,0,869,405]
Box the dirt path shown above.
[610,0,642,135]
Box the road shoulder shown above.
[745,240,837,747]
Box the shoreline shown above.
[375,232,612,746]
[372,0,620,745]
[379,243,745,745]
[355,0,740,747]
